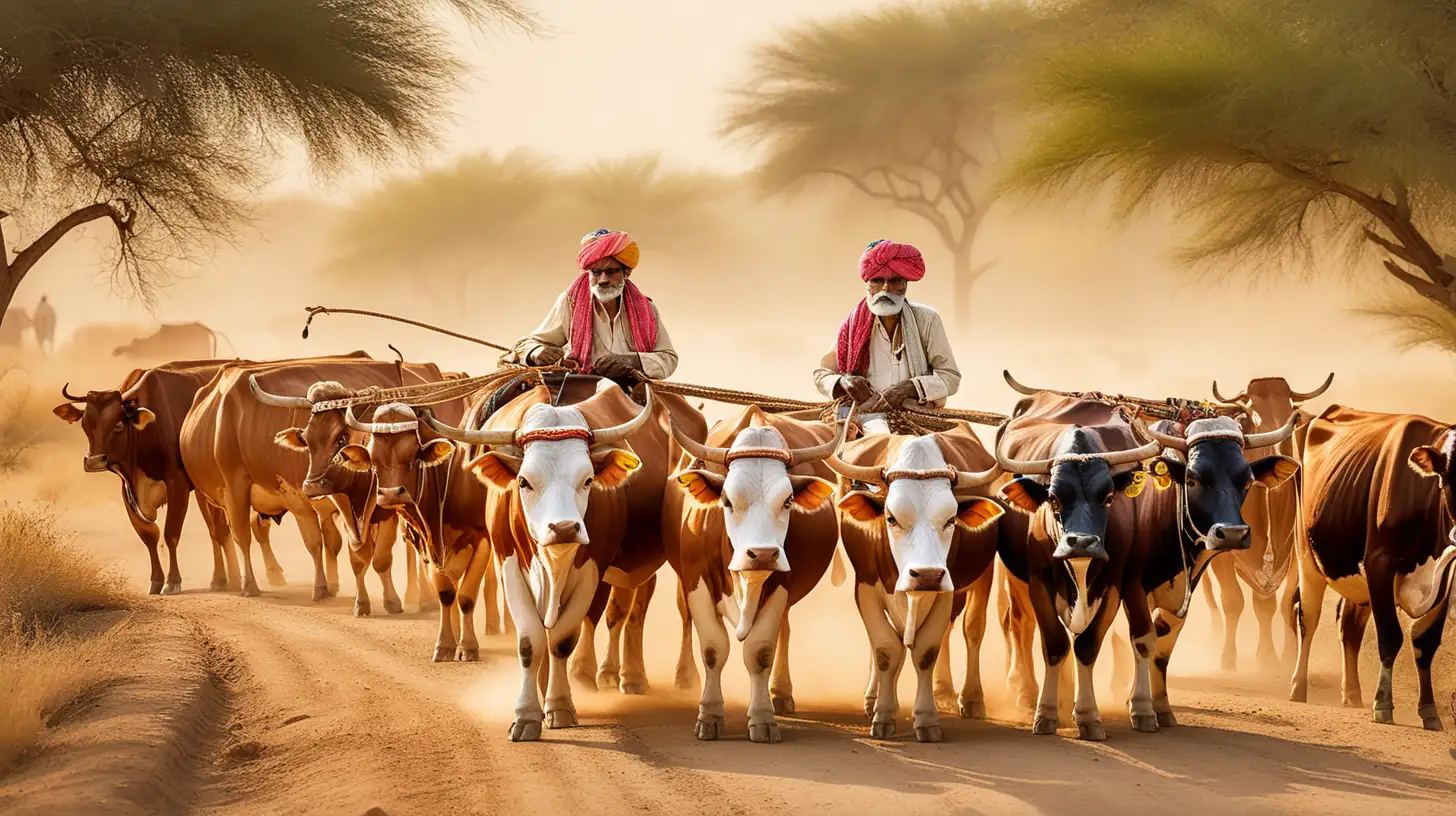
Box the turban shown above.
[858,239,925,282]
[577,229,641,271]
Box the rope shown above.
[301,306,516,354]
[309,365,551,412]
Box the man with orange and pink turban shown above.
[512,229,678,383]
[813,239,961,432]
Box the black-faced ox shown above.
[663,406,845,743]
[1203,373,1333,671]
[826,424,1006,742]
[1291,405,1456,731]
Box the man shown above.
[32,295,56,357]
[813,239,960,433]
[513,229,678,384]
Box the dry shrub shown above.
[0,367,70,475]
[0,619,128,771]
[0,505,129,626]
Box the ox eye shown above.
[113,422,124,434]
[1103,493,1114,507]
[943,517,957,530]
[782,496,794,511]
[582,476,594,489]
[721,496,733,511]
[1185,474,1199,488]
[886,514,899,527]
[518,477,533,491]
[1048,496,1063,514]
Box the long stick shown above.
[301,306,514,353]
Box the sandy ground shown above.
[2,474,1454,815]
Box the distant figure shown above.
[31,295,55,356]
[112,322,220,361]
[0,308,31,349]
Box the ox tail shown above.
[830,544,847,587]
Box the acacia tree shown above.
[1004,0,1456,345]
[0,0,536,322]
[723,1,1031,326]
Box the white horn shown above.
[249,374,312,410]
[592,385,656,444]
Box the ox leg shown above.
[1368,561,1403,725]
[933,601,957,715]
[431,549,469,662]
[959,569,993,719]
[1212,554,1244,672]
[294,513,332,602]
[1411,597,1450,731]
[481,553,503,636]
[1202,568,1223,644]
[571,583,608,689]
[770,610,794,715]
[1001,570,1039,716]
[319,513,343,597]
[1337,598,1370,708]
[160,484,189,595]
[1028,574,1071,735]
[124,498,165,595]
[1278,567,1300,671]
[544,577,600,731]
[1071,592,1121,742]
[501,554,546,741]
[744,588,791,743]
[1121,591,1158,733]
[620,575,656,695]
[675,577,699,692]
[597,586,630,692]
[1252,587,1281,672]
[1150,607,1187,727]
[1108,625,1133,703]
[223,490,261,597]
[371,516,404,615]
[403,536,420,612]
[199,501,237,592]
[910,592,955,743]
[863,650,879,720]
[252,513,287,588]
[1288,542,1327,703]
[347,518,374,617]
[855,584,905,740]
[686,582,729,740]
[453,536,491,661]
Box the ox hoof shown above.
[327,582,341,597]
[1032,716,1058,736]
[384,598,404,615]
[772,696,795,716]
[749,722,782,744]
[1077,722,1108,741]
[240,583,262,598]
[620,681,648,696]
[863,698,877,720]
[870,719,896,740]
[507,719,543,742]
[432,646,456,663]
[958,698,986,720]
[1372,708,1395,725]
[1131,714,1160,734]
[915,725,943,743]
[457,647,480,662]
[546,709,578,729]
[161,582,182,596]
[1256,648,1280,673]
[149,581,164,595]
[210,578,229,592]
[695,715,724,741]
[312,586,330,602]
[1342,696,1364,709]
[934,687,958,715]
[596,672,620,691]
[1289,685,1309,704]
[266,568,288,588]
[1156,711,1178,728]
[1220,652,1237,673]
[571,672,597,690]
[484,621,504,636]
[675,672,700,692]
[354,601,370,618]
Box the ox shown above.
[1290,405,1456,731]
[424,380,697,741]
[52,358,288,594]
[1202,374,1332,671]
[663,406,845,742]
[827,423,1006,742]
[114,322,222,360]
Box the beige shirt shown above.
[813,301,960,408]
[514,290,679,380]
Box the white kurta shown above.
[513,290,679,380]
[812,300,961,408]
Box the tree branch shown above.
[1363,227,1424,268]
[1383,259,1456,311]
[7,201,134,281]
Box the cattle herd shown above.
[51,354,1455,742]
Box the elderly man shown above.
[813,239,960,433]
[513,229,679,384]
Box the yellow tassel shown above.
[1123,470,1147,498]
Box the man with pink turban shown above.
[813,240,961,431]
[512,228,678,383]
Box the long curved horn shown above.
[1003,370,1043,396]
[670,419,730,466]
[345,405,393,435]
[1210,380,1248,405]
[1102,439,1163,468]
[1133,418,1189,453]
[952,461,1002,489]
[826,449,886,485]
[61,383,85,403]
[593,385,656,444]
[248,374,312,410]
[1242,411,1300,449]
[421,411,518,447]
[994,433,1056,476]
[1289,372,1334,403]
[787,405,855,467]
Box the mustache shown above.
[870,292,903,303]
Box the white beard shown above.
[868,293,905,316]
[592,283,624,303]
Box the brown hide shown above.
[664,405,840,612]
[834,421,1001,592]
[1230,378,1302,595]
[114,322,219,360]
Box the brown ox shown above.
[1202,374,1332,671]
[826,423,1006,741]
[1290,405,1456,731]
[114,322,222,360]
[663,406,844,742]
[425,379,703,741]
[52,358,287,594]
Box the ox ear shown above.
[674,469,725,505]
[837,490,885,525]
[337,445,372,472]
[591,445,643,489]
[418,439,455,468]
[956,497,1005,532]
[53,403,84,424]
[274,428,308,451]
[129,407,156,431]
[789,475,837,513]
[1250,455,1299,489]
[467,451,522,489]
[1409,445,1447,479]
[998,478,1048,515]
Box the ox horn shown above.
[1103,439,1163,468]
[670,419,729,466]
[787,404,855,467]
[248,375,312,410]
[1003,369,1044,396]
[344,404,400,436]
[994,432,1056,476]
[1134,418,1189,454]
[953,461,1003,489]
[421,410,518,447]
[591,385,656,445]
[1289,372,1334,403]
[1242,411,1300,449]
[1210,380,1248,406]
[826,448,886,486]
[61,383,85,403]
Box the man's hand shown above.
[840,375,876,404]
[880,379,921,409]
[594,353,641,378]
[530,346,565,366]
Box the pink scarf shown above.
[567,272,658,374]
[835,299,876,376]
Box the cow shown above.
[825,422,1006,742]
[32,296,55,356]
[114,322,222,361]
[1201,374,1333,671]
[662,405,846,742]
[422,379,704,741]
[182,356,439,605]
[51,358,288,594]
[1289,405,1456,731]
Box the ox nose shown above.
[301,478,331,499]
[906,567,947,592]
[376,486,410,508]
[1208,523,1251,551]
[1054,534,1107,562]
[547,521,581,543]
[730,545,787,572]
[83,454,110,473]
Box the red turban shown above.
[858,239,925,281]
